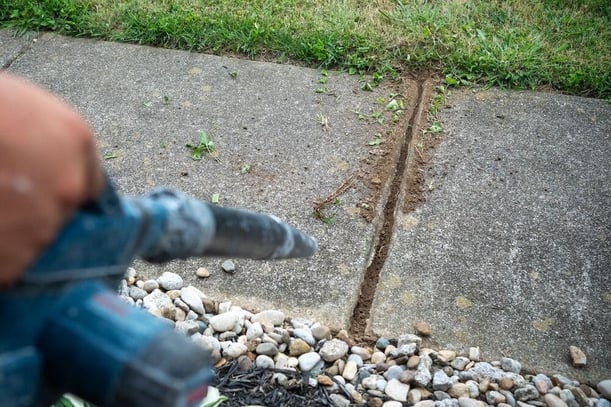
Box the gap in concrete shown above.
[349,78,430,340]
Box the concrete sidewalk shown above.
[1,30,609,382]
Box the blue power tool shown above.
[0,177,317,407]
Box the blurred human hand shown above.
[0,73,104,285]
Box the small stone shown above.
[383,402,403,407]
[246,322,264,340]
[348,354,364,369]
[466,381,480,398]
[500,390,516,407]
[174,307,186,322]
[405,388,421,403]
[376,337,391,351]
[433,369,452,391]
[232,355,251,371]
[501,357,522,373]
[218,301,232,314]
[175,320,200,336]
[399,369,416,384]
[209,312,241,332]
[142,279,159,292]
[371,351,386,364]
[256,342,278,356]
[487,390,507,405]
[311,323,331,340]
[319,339,349,362]
[351,346,372,361]
[129,286,147,301]
[392,343,418,358]
[202,297,216,313]
[251,309,285,326]
[414,354,433,387]
[500,377,514,390]
[315,374,333,386]
[223,342,248,359]
[597,400,611,407]
[289,338,311,356]
[221,259,236,273]
[459,397,486,407]
[330,394,351,407]
[293,327,316,346]
[255,354,274,369]
[157,271,183,290]
[534,374,553,394]
[438,350,457,363]
[451,356,471,371]
[414,321,432,336]
[368,398,384,407]
[469,347,481,362]
[450,383,471,398]
[174,298,190,312]
[195,267,210,278]
[407,355,420,369]
[385,378,410,402]
[597,380,611,399]
[384,365,404,381]
[435,391,451,400]
[143,289,173,310]
[515,385,540,402]
[398,334,423,347]
[342,360,358,381]
[545,393,569,407]
[570,388,589,407]
[415,401,436,407]
[569,346,587,367]
[166,289,181,301]
[180,286,205,315]
[125,267,137,284]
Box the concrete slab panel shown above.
[7,33,413,329]
[370,88,611,382]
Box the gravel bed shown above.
[118,268,611,407]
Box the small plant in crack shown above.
[368,133,384,146]
[186,130,217,160]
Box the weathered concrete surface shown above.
[370,88,611,383]
[5,32,411,329]
[0,30,37,68]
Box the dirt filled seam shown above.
[348,79,427,340]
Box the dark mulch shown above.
[213,360,348,407]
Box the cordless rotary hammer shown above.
[0,176,317,407]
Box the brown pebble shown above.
[195,267,210,278]
[499,377,514,390]
[399,369,416,384]
[288,338,311,356]
[317,375,334,386]
[414,321,433,336]
[569,346,587,367]
[326,365,339,376]
[237,355,253,370]
[407,355,420,369]
[394,355,410,365]
[376,362,390,372]
[368,398,384,407]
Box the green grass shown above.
[1,0,609,98]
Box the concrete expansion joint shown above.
[349,77,432,340]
